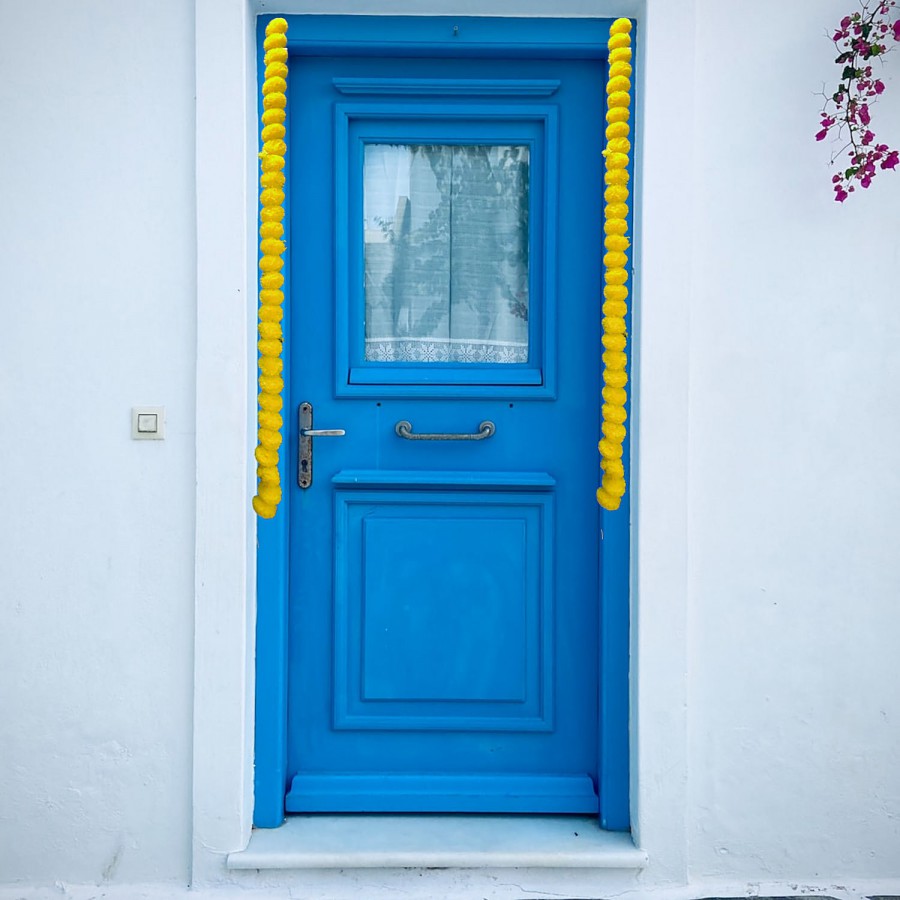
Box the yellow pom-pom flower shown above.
[606,137,631,155]
[258,321,282,340]
[609,47,633,64]
[265,63,289,81]
[262,76,288,96]
[259,290,284,307]
[258,392,283,412]
[257,465,280,484]
[603,300,628,318]
[258,358,284,377]
[604,185,630,204]
[259,221,284,239]
[258,338,282,357]
[259,305,284,324]
[260,187,285,207]
[598,18,633,511]
[604,169,629,187]
[253,497,277,518]
[261,123,286,142]
[257,482,282,506]
[603,386,628,406]
[259,254,283,272]
[601,421,627,443]
[261,108,286,126]
[603,369,628,389]
[258,410,284,431]
[263,33,288,51]
[601,332,627,352]
[598,438,624,460]
[263,139,287,156]
[265,46,288,63]
[260,207,285,224]
[261,154,285,173]
[258,374,284,394]
[260,172,286,189]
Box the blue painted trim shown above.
[285,16,612,58]
[333,77,561,96]
[252,15,293,829]
[598,19,637,833]
[287,773,597,814]
[331,470,556,490]
[333,103,557,398]
[254,13,632,831]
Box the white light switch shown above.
[132,406,165,440]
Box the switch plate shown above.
[132,406,166,440]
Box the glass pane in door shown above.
[363,143,530,363]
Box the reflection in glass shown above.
[364,144,529,363]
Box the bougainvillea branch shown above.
[818,1,900,201]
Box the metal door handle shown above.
[394,420,496,441]
[298,402,345,488]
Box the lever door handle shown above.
[298,403,345,488]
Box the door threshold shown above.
[226,815,648,870]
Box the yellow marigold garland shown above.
[253,17,289,519]
[597,18,633,513]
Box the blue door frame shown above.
[253,14,633,831]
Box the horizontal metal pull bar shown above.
[300,428,346,437]
[394,420,496,441]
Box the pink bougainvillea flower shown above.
[820,1,898,200]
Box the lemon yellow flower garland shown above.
[596,18,632,513]
[253,18,289,519]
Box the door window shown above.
[363,143,530,364]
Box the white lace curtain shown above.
[363,144,530,363]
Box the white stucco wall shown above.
[687,0,900,883]
[0,0,196,888]
[1,0,898,897]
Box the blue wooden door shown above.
[284,33,605,814]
